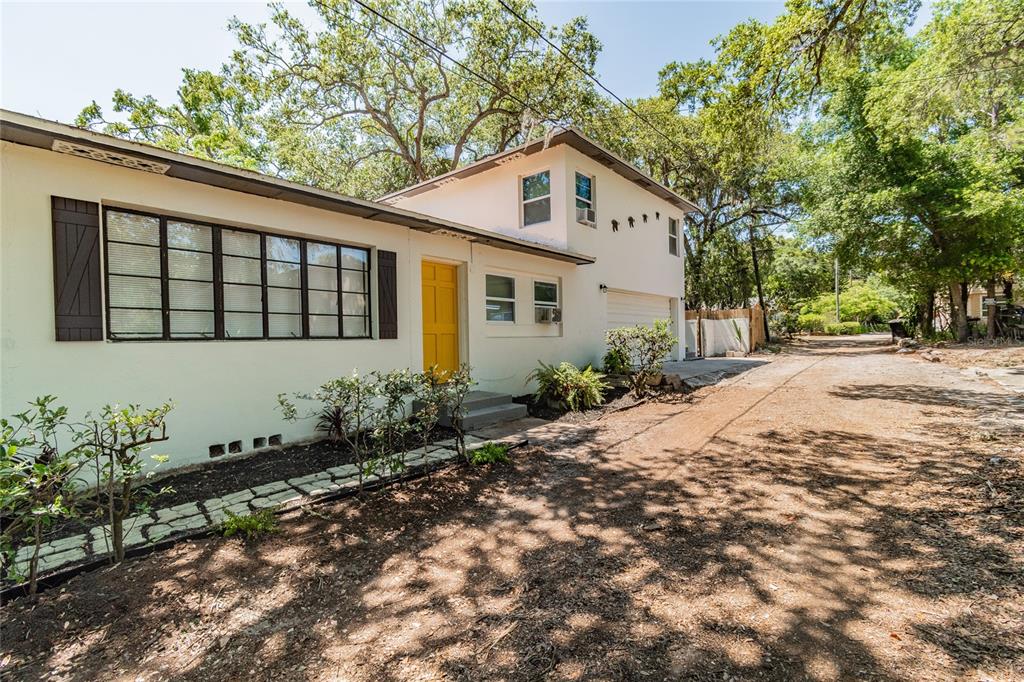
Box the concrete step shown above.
[459,402,529,431]
[461,391,518,411]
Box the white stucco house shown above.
[0,110,695,468]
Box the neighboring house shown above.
[0,111,695,468]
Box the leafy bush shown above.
[369,369,419,478]
[441,365,475,462]
[824,321,863,335]
[221,508,278,539]
[278,372,377,491]
[527,361,608,412]
[602,347,630,374]
[605,320,676,396]
[796,313,828,333]
[1,397,88,594]
[84,402,173,563]
[769,310,799,338]
[800,281,900,326]
[468,442,510,465]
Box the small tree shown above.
[81,403,172,563]
[442,366,475,462]
[605,321,676,396]
[369,369,419,480]
[414,368,448,480]
[278,372,378,491]
[0,397,87,594]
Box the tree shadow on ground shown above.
[4,371,1022,681]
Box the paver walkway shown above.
[13,440,479,577]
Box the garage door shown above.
[606,291,672,331]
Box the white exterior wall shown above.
[0,142,591,469]
[395,143,688,358]
[396,146,570,249]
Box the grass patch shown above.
[468,442,510,465]
[221,508,279,539]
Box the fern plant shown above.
[527,361,608,412]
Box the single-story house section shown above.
[0,110,695,469]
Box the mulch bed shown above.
[30,426,455,546]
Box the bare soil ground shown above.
[913,342,1024,369]
[3,336,1022,681]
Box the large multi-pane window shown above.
[104,208,371,341]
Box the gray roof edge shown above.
[379,126,701,214]
[0,110,595,265]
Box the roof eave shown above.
[0,110,595,266]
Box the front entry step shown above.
[417,391,528,430]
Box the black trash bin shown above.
[888,319,909,343]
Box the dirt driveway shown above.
[4,336,1022,681]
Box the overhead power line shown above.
[346,0,562,130]
[496,0,686,154]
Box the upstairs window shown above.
[575,172,595,225]
[485,274,516,322]
[668,217,680,256]
[521,170,550,226]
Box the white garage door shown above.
[606,291,672,331]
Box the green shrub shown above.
[468,442,510,465]
[823,321,863,335]
[222,508,278,539]
[602,347,630,374]
[800,280,900,326]
[527,361,608,412]
[797,313,828,333]
[605,320,676,396]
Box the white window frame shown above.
[574,171,596,227]
[533,279,559,309]
[485,273,516,324]
[668,217,680,256]
[520,170,551,227]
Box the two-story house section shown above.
[381,127,698,366]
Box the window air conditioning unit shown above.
[535,307,562,324]
[576,207,596,224]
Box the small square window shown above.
[534,281,558,307]
[486,274,516,322]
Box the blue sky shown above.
[1,1,932,123]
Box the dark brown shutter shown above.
[51,196,103,341]
[377,250,398,339]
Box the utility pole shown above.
[834,257,840,322]
[747,220,770,342]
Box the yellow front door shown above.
[421,261,460,375]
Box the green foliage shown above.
[602,347,631,375]
[797,313,828,333]
[278,372,377,490]
[824,321,863,335]
[527,362,608,413]
[763,237,834,313]
[605,320,676,396]
[83,402,174,563]
[468,443,510,466]
[440,366,476,461]
[221,508,278,540]
[800,281,900,325]
[78,0,602,199]
[368,369,419,478]
[0,397,88,594]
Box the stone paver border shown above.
[12,435,507,579]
